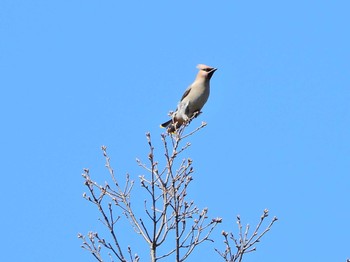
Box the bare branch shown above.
[80,121,276,262]
[216,210,278,262]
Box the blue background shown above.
[1,1,349,261]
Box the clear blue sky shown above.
[1,1,349,261]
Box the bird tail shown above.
[160,119,182,133]
[160,119,172,128]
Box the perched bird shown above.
[160,64,217,132]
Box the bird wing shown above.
[180,85,192,102]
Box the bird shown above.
[160,64,217,133]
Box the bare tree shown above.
[215,209,278,262]
[78,122,277,261]
[79,122,222,261]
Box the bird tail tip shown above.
[160,120,172,128]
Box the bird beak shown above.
[210,68,217,73]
